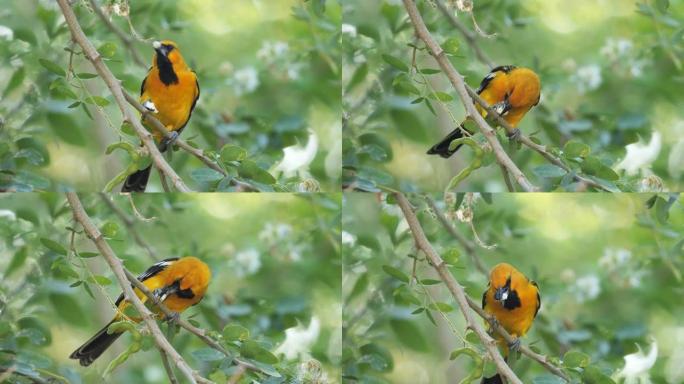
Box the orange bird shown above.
[69,257,211,366]
[481,262,540,384]
[122,40,200,192]
[427,65,541,158]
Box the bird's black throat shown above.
[156,53,179,86]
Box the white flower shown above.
[296,359,328,382]
[600,38,633,60]
[273,131,318,177]
[0,25,13,40]
[275,317,321,360]
[256,41,289,62]
[614,338,658,384]
[614,132,661,176]
[574,275,600,302]
[341,231,356,246]
[231,67,259,96]
[598,248,631,270]
[0,210,16,220]
[232,248,261,277]
[341,23,357,37]
[574,64,602,93]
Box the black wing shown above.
[482,287,488,310]
[476,65,516,94]
[140,67,152,96]
[531,280,541,318]
[114,257,178,307]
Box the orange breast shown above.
[141,69,198,141]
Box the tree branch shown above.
[402,0,537,192]
[394,192,523,384]
[399,193,570,382]
[158,347,180,384]
[57,0,191,192]
[65,192,211,384]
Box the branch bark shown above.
[394,192,523,384]
[57,0,191,192]
[66,192,211,384]
[434,0,494,68]
[402,0,537,192]
[87,0,146,68]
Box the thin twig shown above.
[434,0,494,68]
[158,347,180,384]
[57,0,191,192]
[65,192,211,384]
[227,365,247,384]
[98,193,157,261]
[87,0,146,68]
[398,192,570,383]
[402,0,537,192]
[394,192,522,384]
[424,196,488,276]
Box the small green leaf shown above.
[430,91,453,102]
[382,54,409,72]
[98,42,117,59]
[563,349,590,368]
[40,238,67,255]
[382,265,409,283]
[87,275,112,286]
[190,168,224,183]
[84,96,110,106]
[39,59,65,77]
[100,221,119,238]
[77,252,100,258]
[190,348,224,362]
[428,302,453,313]
[240,340,278,364]
[223,324,249,341]
[238,160,276,185]
[3,67,26,97]
[220,144,247,162]
[76,73,98,79]
[443,37,460,55]
[563,140,591,158]
[389,319,427,351]
[5,247,28,277]
[533,164,566,178]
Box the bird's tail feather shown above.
[69,320,123,366]
[426,125,469,158]
[121,165,152,192]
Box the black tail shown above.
[481,374,504,384]
[121,166,152,192]
[426,125,469,158]
[69,320,123,366]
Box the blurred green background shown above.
[0,192,341,383]
[0,0,341,192]
[343,192,683,383]
[343,0,684,192]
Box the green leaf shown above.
[580,157,619,181]
[3,67,26,97]
[238,160,276,184]
[87,275,112,286]
[240,340,279,364]
[442,248,460,264]
[190,168,225,183]
[49,293,86,326]
[220,144,247,162]
[443,37,460,55]
[532,375,566,384]
[223,324,249,341]
[5,246,28,277]
[100,221,119,238]
[190,347,224,362]
[47,112,86,146]
[428,302,453,313]
[533,164,566,178]
[582,365,616,384]
[563,349,590,368]
[420,279,441,285]
[76,72,98,79]
[39,58,65,77]
[77,252,100,258]
[390,109,427,142]
[381,54,409,72]
[84,96,110,106]
[98,42,117,59]
[40,238,67,255]
[563,140,591,158]
[389,319,427,351]
[382,265,409,283]
[429,91,453,102]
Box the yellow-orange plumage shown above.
[122,39,199,192]
[69,257,211,366]
[427,66,541,158]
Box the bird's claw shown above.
[160,131,179,151]
[165,311,180,323]
[507,128,521,141]
[508,337,521,352]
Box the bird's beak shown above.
[494,287,509,302]
[153,40,169,57]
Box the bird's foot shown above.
[508,337,521,352]
[507,128,521,141]
[165,311,180,324]
[160,131,179,150]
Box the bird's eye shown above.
[163,44,174,53]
